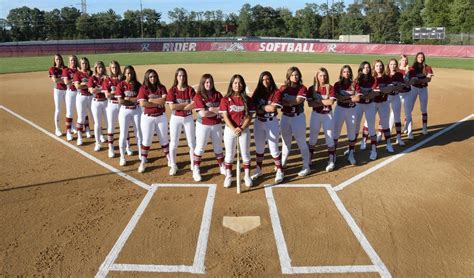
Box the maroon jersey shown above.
[115,81,139,109]
[280,85,307,115]
[373,75,391,103]
[194,90,223,125]
[355,77,376,104]
[73,70,91,96]
[137,84,167,116]
[49,66,67,90]
[254,89,282,119]
[102,76,121,102]
[166,86,195,117]
[389,72,410,93]
[306,85,336,114]
[219,96,255,128]
[87,75,106,100]
[62,67,77,91]
[334,81,360,108]
[409,65,433,88]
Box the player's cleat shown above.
[244,174,253,187]
[219,165,226,175]
[190,163,194,171]
[86,129,92,138]
[386,140,394,153]
[126,146,134,156]
[326,161,335,172]
[71,126,77,134]
[94,143,101,152]
[100,135,106,143]
[169,165,177,176]
[138,162,146,173]
[407,133,414,140]
[193,167,202,182]
[348,151,357,165]
[119,156,126,166]
[360,139,367,150]
[108,146,115,158]
[396,135,405,146]
[369,150,377,161]
[224,175,232,188]
[66,131,73,141]
[55,129,62,137]
[76,136,83,146]
[298,167,311,177]
[275,169,284,183]
[422,126,428,135]
[251,166,263,180]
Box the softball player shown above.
[220,74,255,188]
[192,74,224,182]
[49,54,66,137]
[115,65,142,166]
[397,55,412,135]
[87,61,108,151]
[73,57,93,146]
[386,58,408,146]
[354,61,378,160]
[166,68,196,176]
[372,60,395,154]
[333,65,361,165]
[102,61,124,158]
[137,69,169,173]
[280,67,310,177]
[61,55,79,141]
[307,68,337,172]
[251,71,284,183]
[407,52,434,138]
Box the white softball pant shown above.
[53,89,66,131]
[254,118,281,157]
[91,99,108,144]
[355,103,376,137]
[76,94,92,128]
[409,86,429,130]
[141,114,169,147]
[194,122,223,156]
[309,112,335,148]
[280,114,310,168]
[65,89,77,119]
[118,107,141,157]
[106,102,120,143]
[224,126,251,164]
[169,114,196,166]
[388,94,402,132]
[399,91,413,135]
[375,101,391,139]
[333,106,356,141]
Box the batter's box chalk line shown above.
[264,184,391,277]
[95,184,216,277]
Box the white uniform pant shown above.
[224,126,251,164]
[408,86,428,132]
[355,103,376,137]
[169,114,196,166]
[254,118,281,157]
[53,89,66,130]
[280,114,310,168]
[333,105,356,141]
[65,89,77,119]
[309,112,334,147]
[76,94,92,126]
[399,91,413,134]
[118,107,141,157]
[106,102,120,136]
[389,94,402,131]
[194,121,223,156]
[374,101,391,131]
[91,99,108,143]
[141,114,169,147]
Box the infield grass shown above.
[0,51,472,74]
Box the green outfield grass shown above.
[0,51,472,74]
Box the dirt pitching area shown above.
[0,63,473,277]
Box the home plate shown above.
[222,216,261,234]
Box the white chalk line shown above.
[334,113,474,192]
[265,184,391,277]
[0,105,151,191]
[96,183,216,276]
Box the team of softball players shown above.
[49,52,434,188]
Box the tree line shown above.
[0,0,472,44]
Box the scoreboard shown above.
[413,27,445,40]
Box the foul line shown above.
[0,105,150,191]
[334,114,474,192]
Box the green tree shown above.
[449,0,473,33]
[338,3,367,35]
[237,3,253,36]
[60,7,81,39]
[295,3,321,38]
[44,9,62,40]
[7,6,45,41]
[122,10,141,38]
[398,0,424,43]
[142,8,161,37]
[365,1,401,43]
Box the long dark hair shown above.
[338,65,353,85]
[172,67,189,88]
[412,52,427,75]
[283,66,303,89]
[197,73,216,102]
[142,69,164,92]
[226,74,250,116]
[356,61,374,84]
[53,54,64,68]
[253,71,277,104]
[123,65,141,92]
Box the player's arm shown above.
[221,112,241,136]
[168,103,189,110]
[240,113,253,130]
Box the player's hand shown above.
[351,95,360,102]
[233,127,242,136]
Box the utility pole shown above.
[140,0,144,38]
[81,0,87,14]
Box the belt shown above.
[80,93,92,96]
[123,106,137,109]
[144,113,163,117]
[283,112,301,117]
[109,100,119,104]
[258,117,274,122]
[93,98,107,102]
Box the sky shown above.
[0,0,350,21]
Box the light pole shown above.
[140,0,144,38]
